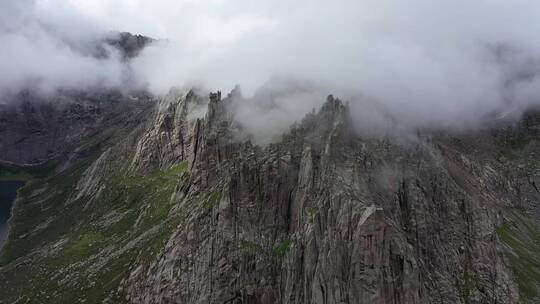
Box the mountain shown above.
[0,89,538,303]
[105,32,154,59]
[0,31,154,165]
[0,90,153,165]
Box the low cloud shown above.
[0,0,142,99]
[131,0,540,135]
[2,0,540,139]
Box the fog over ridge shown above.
[2,0,540,140]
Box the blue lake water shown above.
[0,181,24,248]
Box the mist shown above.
[0,0,141,99]
[2,0,540,140]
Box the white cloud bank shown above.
[2,0,540,136]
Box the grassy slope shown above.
[495,132,540,303]
[0,160,58,182]
[497,208,540,304]
[0,154,192,303]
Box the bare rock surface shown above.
[123,93,538,303]
[0,90,538,304]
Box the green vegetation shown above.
[239,240,267,255]
[0,158,193,303]
[238,239,292,259]
[496,208,540,303]
[65,231,105,259]
[272,239,291,258]
[0,159,58,181]
[446,162,474,194]
[0,157,95,265]
[456,267,474,304]
[202,190,222,211]
[102,161,189,232]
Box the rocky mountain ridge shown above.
[0,89,538,303]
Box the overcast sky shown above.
[2,0,540,137]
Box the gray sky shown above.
[2,0,540,138]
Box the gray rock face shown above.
[105,32,154,59]
[0,89,537,303]
[0,91,152,165]
[121,93,538,303]
[131,90,208,173]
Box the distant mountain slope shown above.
[105,32,154,59]
[0,90,153,165]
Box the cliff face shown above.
[0,91,153,165]
[122,93,538,304]
[0,90,538,304]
